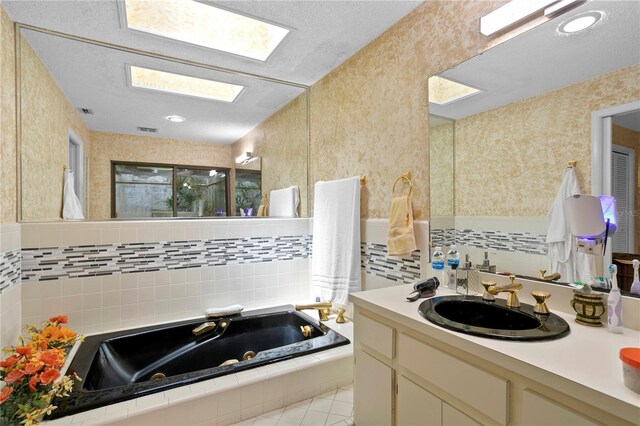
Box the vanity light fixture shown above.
[129,65,243,103]
[480,0,584,36]
[235,152,252,164]
[124,0,289,61]
[165,115,186,123]
[557,11,603,34]
[428,76,481,106]
[209,170,217,177]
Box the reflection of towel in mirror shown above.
[387,195,417,256]
[312,177,361,305]
[269,186,300,217]
[546,167,594,283]
[257,204,267,216]
[62,169,84,220]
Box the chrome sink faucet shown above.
[486,275,523,308]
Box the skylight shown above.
[428,76,482,105]
[124,0,289,61]
[129,65,243,102]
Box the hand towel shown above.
[269,186,300,217]
[387,195,417,256]
[546,167,595,282]
[312,176,361,305]
[62,169,84,220]
[257,204,267,216]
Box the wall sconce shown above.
[235,152,258,165]
[480,0,584,36]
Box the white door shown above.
[611,145,635,253]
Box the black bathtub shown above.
[49,305,349,419]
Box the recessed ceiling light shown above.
[428,76,482,106]
[165,115,186,123]
[129,65,243,102]
[124,0,289,61]
[558,11,603,34]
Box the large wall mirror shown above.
[18,27,308,222]
[428,0,639,295]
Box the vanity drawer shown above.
[521,389,599,426]
[355,313,394,359]
[398,333,508,425]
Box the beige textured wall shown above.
[612,124,640,254]
[89,132,233,219]
[1,7,17,223]
[429,120,454,216]
[20,35,92,221]
[308,1,508,219]
[232,92,308,216]
[454,65,640,217]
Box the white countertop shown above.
[350,285,640,423]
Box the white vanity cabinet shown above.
[353,307,635,426]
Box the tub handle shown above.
[192,321,216,336]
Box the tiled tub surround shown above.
[20,219,312,335]
[0,222,22,350]
[21,235,310,282]
[43,319,353,426]
[361,243,420,285]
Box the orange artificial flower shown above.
[39,368,60,385]
[38,349,64,367]
[0,386,13,404]
[28,374,40,392]
[23,362,43,375]
[49,315,68,324]
[4,369,27,384]
[16,346,33,357]
[0,355,20,369]
[39,325,77,344]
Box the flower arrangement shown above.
[0,316,82,425]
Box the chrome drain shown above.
[150,372,166,381]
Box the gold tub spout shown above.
[539,269,561,281]
[295,302,332,321]
[192,321,216,336]
[488,275,523,308]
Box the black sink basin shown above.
[419,295,570,341]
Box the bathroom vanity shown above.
[350,286,640,426]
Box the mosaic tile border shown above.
[431,228,547,255]
[0,249,21,293]
[361,243,421,285]
[22,235,311,283]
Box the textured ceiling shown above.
[429,0,640,120]
[4,0,423,85]
[7,0,422,144]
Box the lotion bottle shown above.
[607,264,623,333]
[630,259,640,296]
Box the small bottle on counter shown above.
[432,246,445,284]
[447,263,458,291]
[457,255,480,296]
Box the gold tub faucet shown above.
[539,269,561,281]
[488,275,523,308]
[295,301,332,321]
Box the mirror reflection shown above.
[428,0,639,295]
[19,28,307,221]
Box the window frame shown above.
[110,160,231,219]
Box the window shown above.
[112,162,229,218]
[235,170,262,216]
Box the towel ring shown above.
[392,173,412,197]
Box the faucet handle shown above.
[531,291,551,315]
[481,281,496,301]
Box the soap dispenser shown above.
[477,251,496,273]
[631,259,640,296]
[457,255,480,296]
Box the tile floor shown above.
[232,385,354,426]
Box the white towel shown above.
[62,169,84,220]
[312,176,361,305]
[546,167,594,283]
[269,186,300,217]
